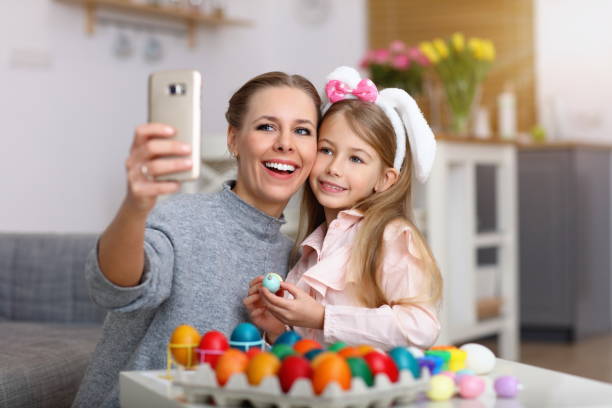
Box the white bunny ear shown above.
[325,66,362,88]
[379,88,437,183]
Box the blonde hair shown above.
[293,99,442,309]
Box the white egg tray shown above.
[173,363,430,408]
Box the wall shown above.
[535,0,612,142]
[0,0,366,233]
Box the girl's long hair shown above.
[292,99,442,309]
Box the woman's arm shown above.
[98,123,192,287]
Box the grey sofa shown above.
[0,233,106,408]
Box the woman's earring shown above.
[230,151,237,159]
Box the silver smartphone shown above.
[148,69,201,182]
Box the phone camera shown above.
[168,83,187,96]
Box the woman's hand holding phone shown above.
[124,123,193,214]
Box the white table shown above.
[120,359,612,408]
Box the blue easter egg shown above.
[304,348,325,361]
[262,273,282,293]
[230,323,262,351]
[389,347,420,379]
[274,330,302,346]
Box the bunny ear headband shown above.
[321,66,436,183]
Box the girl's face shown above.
[309,113,397,220]
[228,86,318,217]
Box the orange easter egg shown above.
[356,344,375,356]
[311,351,337,369]
[246,352,281,386]
[338,346,361,358]
[293,339,322,355]
[312,354,351,395]
[216,349,248,386]
[169,325,201,368]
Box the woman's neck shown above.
[232,181,287,219]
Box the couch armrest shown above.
[0,233,106,324]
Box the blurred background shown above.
[1,0,611,389]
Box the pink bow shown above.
[326,78,378,103]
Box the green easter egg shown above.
[346,357,374,387]
[271,343,297,360]
[328,341,347,352]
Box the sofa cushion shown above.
[0,233,106,323]
[0,322,102,408]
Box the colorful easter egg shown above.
[311,351,338,369]
[363,351,399,383]
[327,341,347,352]
[346,357,374,387]
[459,343,496,375]
[230,322,262,351]
[246,347,263,359]
[197,330,229,368]
[312,354,351,395]
[494,375,520,398]
[356,344,375,355]
[169,325,200,368]
[215,349,248,386]
[338,346,361,359]
[388,347,420,379]
[271,343,297,360]
[274,330,302,347]
[427,374,455,401]
[304,348,325,361]
[458,375,485,399]
[278,355,313,393]
[262,272,283,293]
[293,339,322,355]
[246,352,281,386]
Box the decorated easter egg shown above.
[304,348,325,361]
[494,375,520,398]
[278,355,313,393]
[246,347,263,359]
[327,341,347,352]
[293,339,322,355]
[312,354,351,395]
[262,272,283,293]
[169,325,200,368]
[215,349,249,386]
[427,374,455,401]
[388,347,420,379]
[459,343,496,375]
[363,351,399,383]
[230,322,262,351]
[198,330,229,368]
[274,330,302,347]
[271,344,297,360]
[338,346,361,359]
[346,357,374,387]
[311,351,338,369]
[356,344,375,355]
[425,350,451,371]
[458,375,485,399]
[246,352,281,386]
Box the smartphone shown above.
[148,69,201,182]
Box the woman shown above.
[71,72,321,408]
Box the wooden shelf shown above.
[56,0,252,47]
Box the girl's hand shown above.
[124,123,193,214]
[260,282,325,329]
[243,276,285,337]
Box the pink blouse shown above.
[285,209,440,351]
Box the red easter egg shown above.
[278,355,313,393]
[246,347,263,359]
[215,349,248,386]
[198,330,229,368]
[363,351,399,383]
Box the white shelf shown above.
[475,232,506,247]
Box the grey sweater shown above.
[72,181,293,408]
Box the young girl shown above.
[244,66,442,351]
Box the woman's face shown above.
[228,86,318,217]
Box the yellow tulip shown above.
[420,42,439,64]
[468,38,484,60]
[482,40,496,61]
[433,38,449,59]
[452,32,465,52]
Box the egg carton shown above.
[173,364,430,408]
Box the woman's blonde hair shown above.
[292,99,442,309]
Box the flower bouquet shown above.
[420,33,495,135]
[360,40,430,96]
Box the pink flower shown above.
[389,40,407,54]
[408,47,430,67]
[372,48,390,64]
[391,54,410,69]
